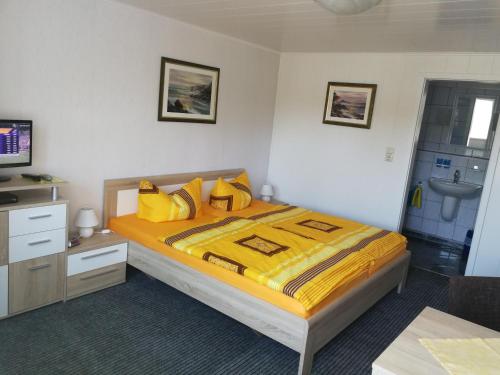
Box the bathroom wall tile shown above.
[431,164,449,179]
[437,107,452,124]
[431,86,451,105]
[462,196,480,209]
[423,200,441,220]
[427,106,441,124]
[437,221,455,240]
[422,219,439,235]
[451,155,468,167]
[405,215,423,232]
[426,185,442,202]
[440,126,450,143]
[427,106,451,126]
[464,169,485,185]
[425,125,443,142]
[453,145,467,156]
[468,158,488,171]
[414,161,433,181]
[438,143,453,153]
[408,204,425,218]
[422,142,440,151]
[472,149,487,158]
[456,206,477,228]
[453,225,469,243]
[417,150,434,162]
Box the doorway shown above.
[402,80,500,276]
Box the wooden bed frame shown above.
[103,169,411,375]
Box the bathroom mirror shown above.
[449,95,498,150]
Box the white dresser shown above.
[0,177,68,319]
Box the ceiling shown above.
[115,0,500,52]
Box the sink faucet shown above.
[453,169,461,184]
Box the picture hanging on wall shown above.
[158,57,220,124]
[322,82,377,129]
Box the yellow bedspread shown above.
[159,216,400,311]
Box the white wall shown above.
[0,0,279,227]
[267,52,500,275]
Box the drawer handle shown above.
[28,239,52,246]
[81,249,119,260]
[80,267,120,281]
[29,263,51,271]
[28,214,52,220]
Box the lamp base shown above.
[261,195,272,202]
[79,227,95,238]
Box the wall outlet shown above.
[385,147,395,162]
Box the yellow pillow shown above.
[137,177,202,222]
[209,172,252,211]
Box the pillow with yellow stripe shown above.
[137,177,202,222]
[209,172,252,211]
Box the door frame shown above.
[397,76,500,276]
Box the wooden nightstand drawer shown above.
[66,262,126,299]
[9,253,65,314]
[0,265,7,318]
[9,204,67,237]
[67,243,127,276]
[9,228,66,263]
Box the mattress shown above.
[109,201,406,318]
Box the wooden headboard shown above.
[102,168,244,225]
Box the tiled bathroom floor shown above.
[406,235,467,277]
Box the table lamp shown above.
[75,208,99,238]
[260,184,274,202]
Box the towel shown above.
[419,338,500,375]
[411,184,423,209]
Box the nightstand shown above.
[66,232,128,300]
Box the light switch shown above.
[385,147,395,162]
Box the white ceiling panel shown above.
[114,0,500,52]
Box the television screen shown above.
[0,120,32,168]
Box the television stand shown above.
[0,176,11,183]
[0,175,67,203]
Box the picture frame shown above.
[322,82,377,129]
[158,57,220,124]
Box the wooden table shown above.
[372,307,500,375]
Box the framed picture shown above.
[322,82,377,129]
[158,57,220,124]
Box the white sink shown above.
[428,178,482,199]
[428,178,483,221]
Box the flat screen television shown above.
[0,120,32,182]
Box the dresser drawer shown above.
[67,262,126,299]
[67,243,127,276]
[9,204,66,237]
[9,228,66,263]
[0,265,7,318]
[9,253,65,314]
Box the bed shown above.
[103,169,410,375]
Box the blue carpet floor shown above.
[0,267,448,374]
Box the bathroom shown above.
[404,80,499,276]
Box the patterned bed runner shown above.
[159,216,398,311]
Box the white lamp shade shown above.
[315,0,381,15]
[260,184,274,197]
[75,208,99,228]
